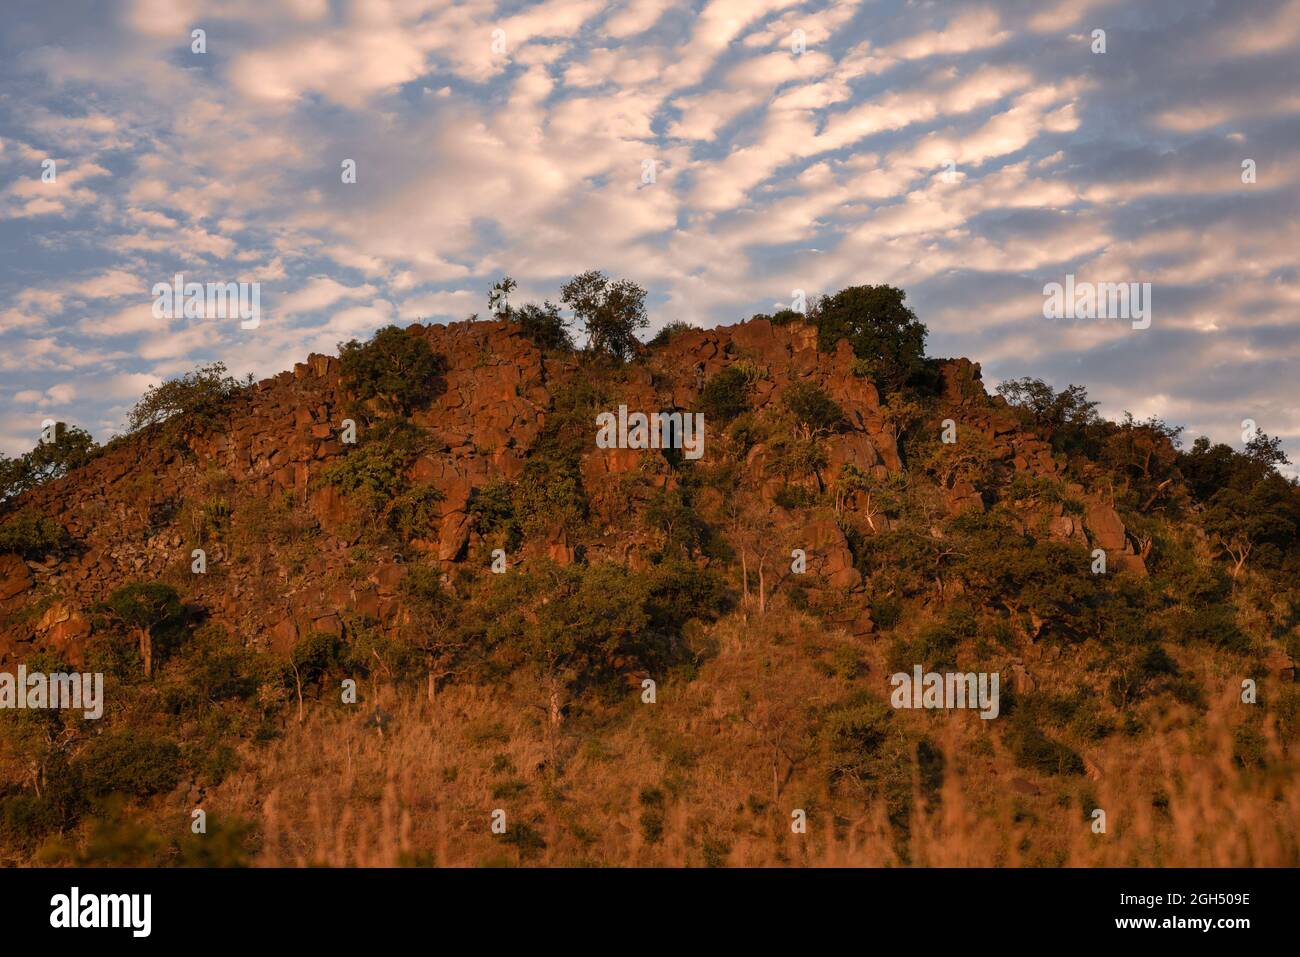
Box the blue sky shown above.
[1,0,1298,467]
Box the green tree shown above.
[98,583,187,678]
[338,325,446,418]
[512,302,573,352]
[0,508,69,558]
[560,270,648,362]
[996,377,1099,454]
[487,275,517,317]
[127,362,251,439]
[782,381,844,438]
[1,423,99,509]
[811,285,928,394]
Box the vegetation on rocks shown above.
[1,277,1297,867]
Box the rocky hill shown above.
[0,317,1147,661]
[1,306,1296,867]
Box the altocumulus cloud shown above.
[0,0,1297,464]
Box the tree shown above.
[1203,476,1299,582]
[487,275,517,317]
[647,320,696,347]
[833,464,905,530]
[512,302,573,352]
[1,424,99,509]
[484,561,650,767]
[1246,429,1291,471]
[1180,430,1300,580]
[286,632,340,722]
[996,377,1099,455]
[338,325,446,418]
[782,381,844,439]
[560,270,648,362]
[811,285,928,394]
[1096,412,1184,512]
[98,583,187,678]
[727,495,781,615]
[23,424,97,486]
[127,362,251,438]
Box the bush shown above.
[513,454,587,538]
[94,582,188,678]
[782,381,844,436]
[819,694,893,784]
[319,419,430,512]
[161,625,260,714]
[1009,720,1085,776]
[127,362,250,438]
[0,793,62,848]
[468,479,521,549]
[1,424,99,507]
[512,302,573,352]
[387,483,445,541]
[647,321,696,347]
[338,325,446,417]
[699,367,752,423]
[76,731,184,797]
[0,507,69,557]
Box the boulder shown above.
[0,554,32,602]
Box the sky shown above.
[1,0,1297,467]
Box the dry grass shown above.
[207,607,1300,867]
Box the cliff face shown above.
[0,316,1145,670]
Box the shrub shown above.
[871,595,903,630]
[289,631,341,686]
[76,731,184,797]
[643,489,710,558]
[639,807,665,844]
[502,820,547,859]
[647,321,696,347]
[338,325,446,417]
[319,419,429,512]
[819,694,893,784]
[512,302,573,352]
[513,454,587,538]
[177,816,256,866]
[0,793,62,849]
[126,362,250,438]
[0,507,69,557]
[1008,720,1085,776]
[162,625,260,713]
[781,381,844,437]
[387,483,445,541]
[700,367,752,423]
[468,479,521,549]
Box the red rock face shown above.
[0,554,32,603]
[0,316,1153,667]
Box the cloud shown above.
[0,0,1297,462]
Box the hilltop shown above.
[1,281,1297,866]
